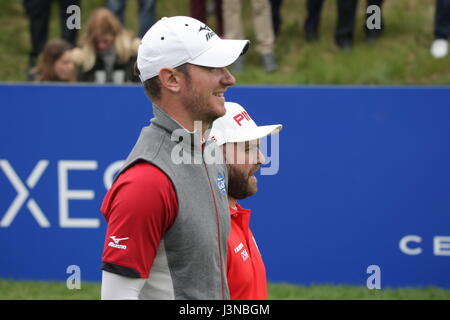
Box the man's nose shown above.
[221,67,236,86]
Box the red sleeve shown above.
[101,161,178,278]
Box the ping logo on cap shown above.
[233,111,252,126]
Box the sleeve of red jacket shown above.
[101,161,178,278]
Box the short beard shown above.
[226,164,255,200]
[182,77,222,125]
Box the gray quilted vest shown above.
[115,105,230,300]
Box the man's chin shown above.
[212,98,226,114]
[247,180,258,197]
[215,105,226,118]
[230,185,257,200]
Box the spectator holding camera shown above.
[71,8,140,83]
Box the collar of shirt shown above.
[229,202,253,250]
[229,202,251,216]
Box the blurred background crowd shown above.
[1,0,450,84]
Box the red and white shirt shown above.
[101,162,178,279]
[227,202,268,300]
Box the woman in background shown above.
[32,39,76,82]
[72,8,140,83]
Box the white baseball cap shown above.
[137,16,250,82]
[209,102,282,146]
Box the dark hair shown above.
[36,39,75,82]
[134,62,191,101]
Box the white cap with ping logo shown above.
[209,102,282,146]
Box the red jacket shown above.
[227,202,268,300]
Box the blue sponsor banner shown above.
[0,84,449,288]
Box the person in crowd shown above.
[304,0,384,50]
[71,8,140,84]
[31,38,76,82]
[269,0,283,38]
[431,0,450,58]
[23,0,80,79]
[304,0,325,42]
[222,0,278,72]
[106,0,157,39]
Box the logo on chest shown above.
[234,242,249,261]
[216,173,227,195]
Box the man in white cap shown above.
[100,16,249,300]
[209,101,282,299]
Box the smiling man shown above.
[100,16,249,300]
[209,102,282,299]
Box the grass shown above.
[0,279,449,300]
[0,279,101,300]
[1,0,449,84]
[267,283,450,300]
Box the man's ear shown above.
[159,68,183,94]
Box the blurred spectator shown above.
[106,0,156,38]
[190,0,224,37]
[23,0,80,77]
[431,0,450,58]
[269,0,283,37]
[304,0,384,50]
[304,0,324,42]
[31,39,76,82]
[335,0,384,49]
[223,0,278,72]
[71,8,140,84]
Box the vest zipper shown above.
[202,145,225,300]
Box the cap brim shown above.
[225,124,282,145]
[188,39,250,68]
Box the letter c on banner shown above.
[399,235,422,255]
